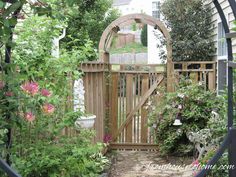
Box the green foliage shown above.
[45,0,120,58]
[141,25,147,47]
[0,0,23,45]
[200,151,229,177]
[13,15,91,81]
[0,14,109,176]
[12,133,108,177]
[0,128,7,145]
[148,79,226,156]
[131,23,137,31]
[161,0,215,61]
[0,0,52,46]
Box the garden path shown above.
[109,151,194,177]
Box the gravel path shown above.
[109,151,195,177]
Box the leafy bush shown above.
[161,0,215,61]
[12,132,108,177]
[141,25,148,47]
[0,14,109,177]
[148,79,226,156]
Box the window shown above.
[217,22,227,57]
[217,21,228,92]
[152,1,160,19]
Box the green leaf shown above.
[9,18,17,26]
[3,19,10,27]
[2,1,22,18]
[0,1,6,8]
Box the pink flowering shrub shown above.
[21,81,39,96]
[4,91,14,97]
[25,112,36,122]
[0,80,56,123]
[42,103,55,114]
[41,89,51,97]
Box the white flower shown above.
[177,93,185,98]
[198,81,203,86]
[147,101,152,106]
[178,105,183,109]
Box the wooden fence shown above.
[79,61,217,147]
[80,62,109,142]
[173,61,216,91]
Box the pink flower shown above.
[41,89,51,97]
[5,91,14,97]
[42,103,55,114]
[103,134,112,143]
[192,159,200,168]
[21,81,39,96]
[25,112,35,122]
[192,159,199,165]
[0,81,5,89]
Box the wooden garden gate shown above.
[109,64,165,150]
[80,13,216,151]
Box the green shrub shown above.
[161,0,215,61]
[148,79,226,156]
[11,131,108,177]
[141,25,147,47]
[0,14,109,177]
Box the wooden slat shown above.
[174,69,214,72]
[133,75,137,143]
[173,61,216,64]
[208,72,215,91]
[136,74,141,143]
[111,73,119,140]
[141,75,149,143]
[112,71,165,74]
[126,74,133,142]
[121,74,126,142]
[94,72,98,137]
[212,63,216,90]
[110,143,158,150]
[118,73,122,142]
[113,76,164,141]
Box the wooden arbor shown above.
[81,14,216,150]
[99,13,174,92]
[97,14,172,150]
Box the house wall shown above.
[147,0,165,64]
[205,0,236,91]
[205,0,236,57]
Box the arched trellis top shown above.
[98,13,174,91]
[98,13,172,63]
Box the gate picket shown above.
[111,73,118,140]
[126,74,133,142]
[141,75,149,143]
